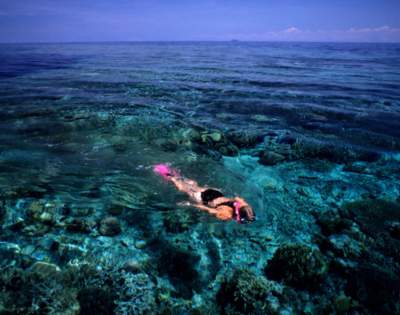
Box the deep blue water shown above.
[1,42,400,142]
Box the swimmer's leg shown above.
[154,164,203,203]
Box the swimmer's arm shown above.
[192,204,216,214]
[192,204,232,221]
[179,202,232,220]
[170,177,187,192]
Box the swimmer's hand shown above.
[177,201,192,207]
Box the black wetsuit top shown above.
[201,189,236,210]
[201,188,224,205]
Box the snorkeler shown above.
[154,164,255,223]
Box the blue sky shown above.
[0,0,399,42]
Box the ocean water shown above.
[1,42,400,314]
[1,42,399,205]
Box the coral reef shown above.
[313,198,400,314]
[265,244,328,289]
[0,265,80,315]
[217,269,277,315]
[114,272,156,315]
[1,146,399,314]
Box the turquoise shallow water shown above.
[0,42,400,314]
[1,42,399,209]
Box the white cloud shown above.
[348,25,395,32]
[226,26,400,42]
[284,27,300,33]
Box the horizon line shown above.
[1,39,400,45]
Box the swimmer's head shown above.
[239,205,255,223]
[234,197,255,224]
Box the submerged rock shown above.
[122,258,148,273]
[342,198,400,262]
[327,234,363,259]
[21,200,57,236]
[134,240,147,250]
[78,287,116,315]
[149,239,201,299]
[345,263,400,315]
[259,151,285,166]
[218,143,239,156]
[191,130,239,157]
[343,161,368,174]
[342,198,400,236]
[99,216,121,236]
[65,218,93,233]
[265,244,328,289]
[278,134,297,145]
[334,294,353,314]
[22,223,50,236]
[26,200,55,225]
[106,204,125,216]
[315,210,351,236]
[52,241,87,263]
[0,242,23,267]
[209,131,222,142]
[154,138,178,152]
[30,261,61,279]
[227,131,264,148]
[0,200,6,223]
[292,141,350,163]
[172,127,201,147]
[69,207,94,217]
[291,139,381,164]
[388,221,400,240]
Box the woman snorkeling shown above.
[154,164,255,223]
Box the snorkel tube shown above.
[233,201,242,223]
